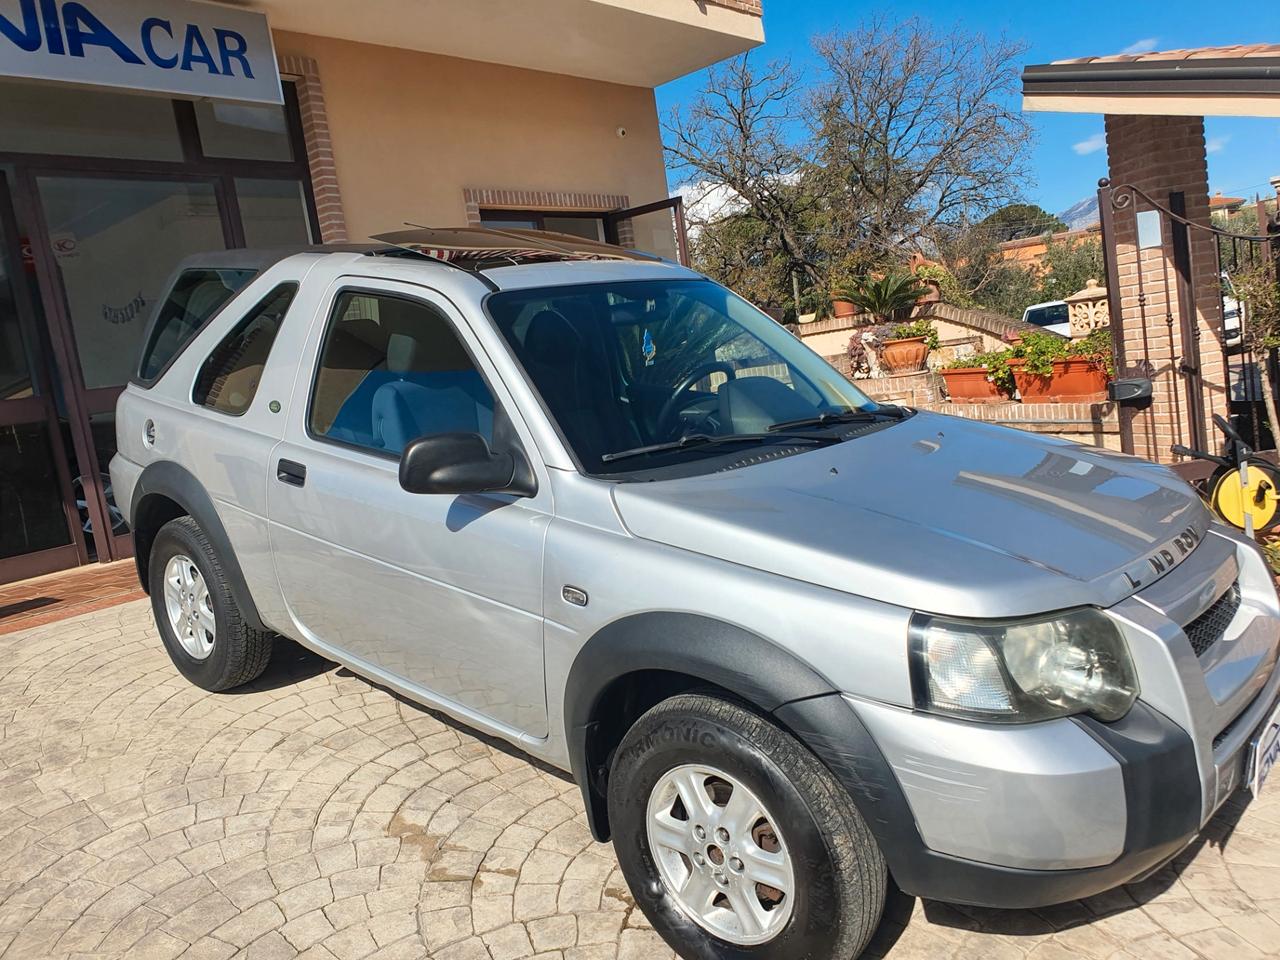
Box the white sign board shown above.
[0,0,281,104]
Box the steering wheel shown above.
[656,361,737,437]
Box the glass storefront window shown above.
[195,101,294,161]
[36,176,229,390]
[236,178,314,247]
[0,81,184,161]
[0,422,72,560]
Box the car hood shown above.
[610,411,1211,618]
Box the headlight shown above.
[909,608,1139,723]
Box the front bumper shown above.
[777,693,1218,908]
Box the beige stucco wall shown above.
[274,31,674,243]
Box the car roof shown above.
[173,227,705,295]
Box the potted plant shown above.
[1008,330,1112,402]
[913,263,951,305]
[837,273,931,324]
[879,317,939,374]
[846,323,896,378]
[940,350,1015,403]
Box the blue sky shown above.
[655,1,1280,217]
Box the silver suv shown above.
[112,228,1280,960]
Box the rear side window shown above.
[137,268,257,383]
[193,284,297,416]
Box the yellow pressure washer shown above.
[1174,414,1280,537]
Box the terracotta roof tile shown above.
[1053,43,1280,65]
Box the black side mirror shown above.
[399,433,537,498]
[1107,377,1153,405]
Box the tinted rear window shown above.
[137,268,257,383]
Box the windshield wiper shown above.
[601,432,831,464]
[767,410,878,432]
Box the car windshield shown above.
[1027,303,1069,327]
[486,278,878,475]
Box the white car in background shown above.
[1021,300,1070,336]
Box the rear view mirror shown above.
[1108,378,1153,405]
[399,433,536,498]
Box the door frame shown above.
[0,84,319,569]
[0,170,87,584]
[16,165,240,563]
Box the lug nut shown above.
[693,825,706,841]
[693,853,705,866]
[729,857,744,873]
[715,827,730,844]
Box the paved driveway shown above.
[1,600,1278,960]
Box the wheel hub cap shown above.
[645,764,795,945]
[163,555,215,660]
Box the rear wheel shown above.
[608,693,886,959]
[148,516,273,691]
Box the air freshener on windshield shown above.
[642,329,656,367]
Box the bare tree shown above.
[664,55,825,289]
[810,18,1032,259]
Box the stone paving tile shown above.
[1,599,1278,958]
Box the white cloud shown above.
[1073,133,1107,156]
[1119,38,1160,55]
[1206,134,1230,155]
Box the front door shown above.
[267,280,552,740]
[0,171,83,583]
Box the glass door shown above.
[0,170,84,583]
[23,171,233,563]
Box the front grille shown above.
[1184,581,1241,658]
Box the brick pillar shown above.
[1103,114,1226,463]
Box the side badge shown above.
[642,329,656,367]
[562,586,589,607]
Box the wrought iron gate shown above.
[1098,178,1280,457]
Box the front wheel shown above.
[608,694,886,959]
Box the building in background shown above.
[0,0,764,583]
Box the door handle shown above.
[277,459,307,487]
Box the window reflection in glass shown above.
[37,176,228,390]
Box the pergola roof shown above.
[1022,44,1280,117]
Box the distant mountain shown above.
[1057,197,1100,231]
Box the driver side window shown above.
[309,291,496,456]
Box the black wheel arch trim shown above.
[130,460,268,633]
[564,611,837,841]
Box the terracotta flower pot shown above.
[831,299,858,319]
[879,336,930,374]
[940,367,1009,403]
[1010,358,1108,403]
[916,279,942,305]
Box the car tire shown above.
[608,693,886,960]
[148,516,273,692]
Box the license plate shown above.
[1248,700,1280,796]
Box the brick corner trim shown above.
[277,53,348,244]
[705,0,764,14]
